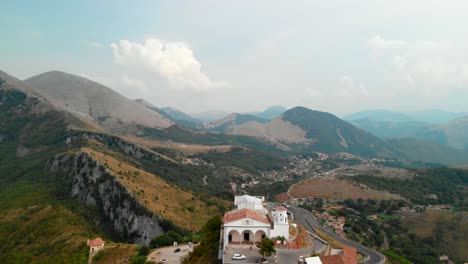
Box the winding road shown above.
[288,206,386,264]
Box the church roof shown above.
[223,208,270,224]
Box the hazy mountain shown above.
[0,70,87,149]
[387,138,468,165]
[349,119,430,139]
[407,110,467,124]
[252,105,288,120]
[160,106,203,124]
[347,109,468,150]
[344,110,413,123]
[345,109,466,124]
[205,113,268,132]
[226,106,397,157]
[192,110,229,123]
[25,71,173,133]
[420,117,468,151]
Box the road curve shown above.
[289,206,386,264]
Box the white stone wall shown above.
[222,218,271,247]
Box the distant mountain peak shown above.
[25,70,173,131]
[253,105,288,120]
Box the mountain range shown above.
[2,68,468,263]
[346,109,468,151]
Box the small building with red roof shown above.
[87,237,105,252]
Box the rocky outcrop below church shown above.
[47,151,165,245]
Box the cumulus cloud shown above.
[110,38,227,91]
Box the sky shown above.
[1,0,468,116]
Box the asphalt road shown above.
[288,206,386,264]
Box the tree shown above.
[256,238,276,259]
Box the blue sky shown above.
[2,1,468,115]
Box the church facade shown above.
[221,195,290,249]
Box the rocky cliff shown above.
[48,151,166,245]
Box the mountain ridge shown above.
[25,71,173,133]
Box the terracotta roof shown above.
[320,255,345,264]
[223,208,270,224]
[320,245,357,264]
[342,245,357,264]
[88,237,104,247]
[275,206,287,211]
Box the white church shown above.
[221,195,290,249]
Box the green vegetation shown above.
[150,231,183,248]
[404,210,468,262]
[83,132,234,201]
[130,245,152,264]
[387,137,468,165]
[182,216,222,264]
[282,106,397,158]
[329,200,439,263]
[382,250,413,264]
[0,144,99,263]
[247,180,294,201]
[142,125,285,155]
[197,146,286,175]
[0,88,105,263]
[352,168,468,208]
[256,238,276,259]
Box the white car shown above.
[232,253,246,260]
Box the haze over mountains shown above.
[345,109,468,151]
[2,67,468,263]
[3,69,468,165]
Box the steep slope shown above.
[25,71,173,133]
[0,71,100,263]
[282,107,397,157]
[205,113,268,133]
[0,70,228,261]
[228,106,397,157]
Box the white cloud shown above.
[110,38,227,91]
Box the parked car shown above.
[232,253,246,260]
[174,248,181,253]
[298,255,305,263]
